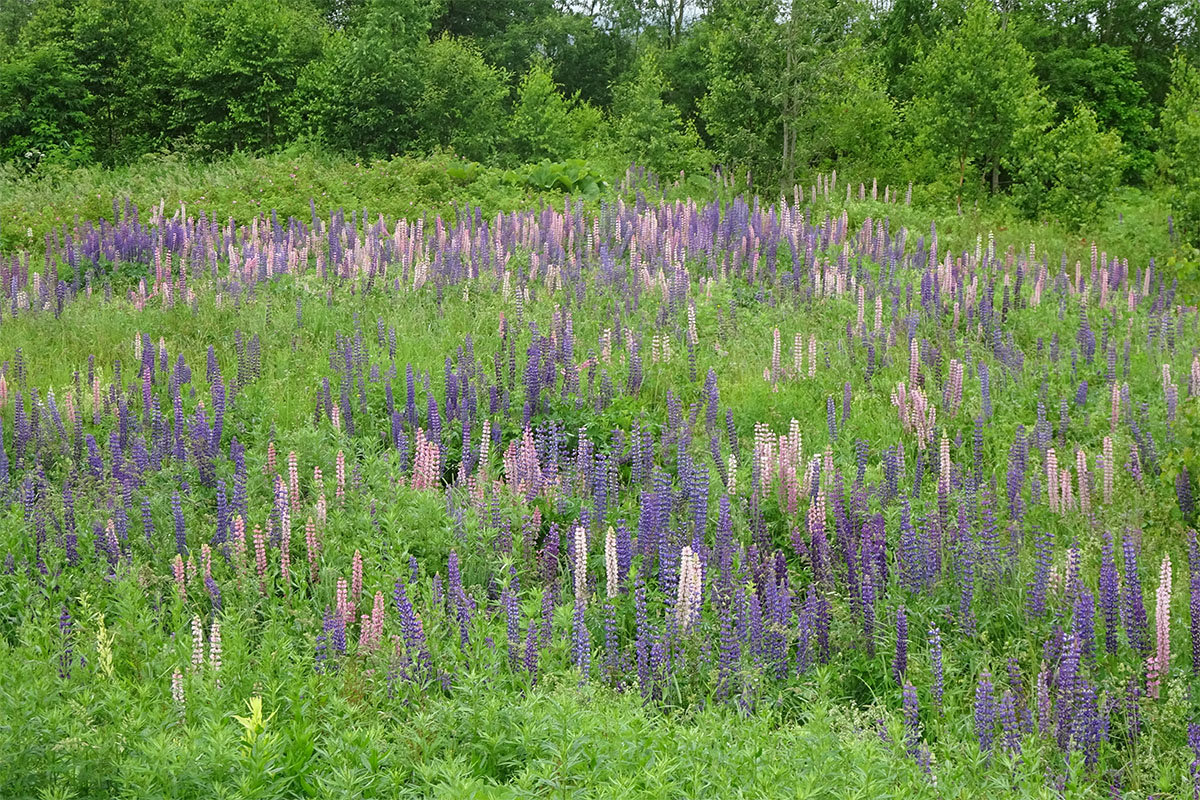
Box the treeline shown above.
[2,0,1200,236]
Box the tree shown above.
[71,0,169,163]
[414,35,508,161]
[291,0,434,156]
[0,45,93,168]
[507,58,580,163]
[170,0,324,154]
[910,0,1041,202]
[611,48,709,176]
[699,0,781,186]
[1161,53,1200,246]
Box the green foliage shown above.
[1011,104,1126,230]
[909,0,1041,199]
[611,49,710,177]
[699,0,782,185]
[0,44,93,169]
[169,0,324,155]
[512,159,609,196]
[1160,53,1200,249]
[507,59,583,163]
[1024,41,1153,182]
[414,35,509,162]
[788,39,898,177]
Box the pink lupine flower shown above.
[336,450,346,502]
[288,451,300,514]
[172,554,186,599]
[1148,554,1173,699]
[191,615,204,672]
[253,526,267,593]
[171,670,185,716]
[305,517,320,582]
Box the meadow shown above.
[1,159,1199,799]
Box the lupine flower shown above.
[191,615,204,672]
[675,546,702,632]
[171,670,185,717]
[1123,533,1150,655]
[974,671,997,752]
[209,619,222,676]
[998,690,1022,754]
[902,681,920,756]
[1147,553,1173,698]
[928,625,943,715]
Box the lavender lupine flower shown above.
[893,605,908,684]
[975,671,997,752]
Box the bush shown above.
[1011,103,1125,230]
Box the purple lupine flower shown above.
[928,625,943,715]
[205,575,222,612]
[998,690,1021,754]
[796,585,814,675]
[393,578,431,675]
[502,585,520,668]
[861,569,877,658]
[1056,635,1081,750]
[1187,723,1200,799]
[1073,590,1096,661]
[974,671,997,752]
[893,605,908,684]
[1100,535,1121,656]
[1190,531,1200,676]
[1073,679,1101,770]
[1027,527,1052,617]
[603,601,619,684]
[572,595,590,680]
[902,681,920,756]
[1178,467,1196,524]
[978,361,992,420]
[635,573,654,698]
[524,622,539,684]
[1122,533,1150,655]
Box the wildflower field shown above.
[2,168,1200,799]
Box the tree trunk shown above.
[957,153,966,208]
[991,156,999,195]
